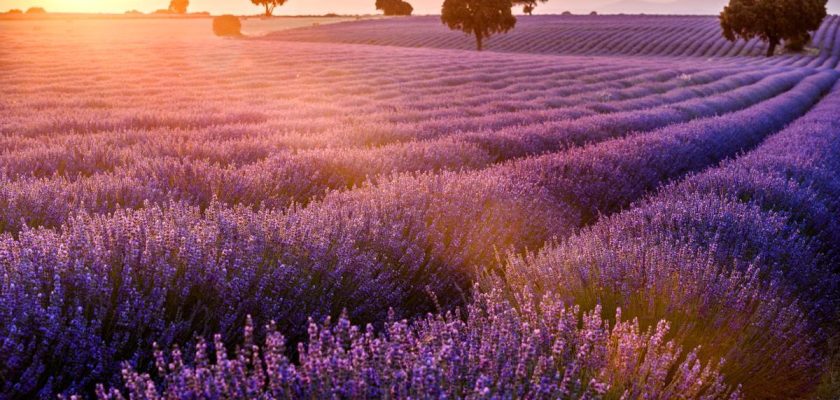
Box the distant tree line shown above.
[0,7,46,14]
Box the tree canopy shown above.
[441,0,516,51]
[213,15,242,36]
[376,0,414,16]
[168,0,188,14]
[252,0,289,17]
[720,0,827,57]
[513,0,548,16]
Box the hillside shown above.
[266,15,840,69]
[3,14,840,399]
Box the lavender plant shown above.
[84,291,740,400]
[498,83,840,398]
[1,69,836,397]
[2,14,840,399]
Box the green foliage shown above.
[441,0,517,51]
[213,15,242,36]
[376,0,414,16]
[785,33,809,52]
[251,0,288,17]
[720,0,827,57]
[513,0,548,15]
[168,0,188,14]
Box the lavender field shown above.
[273,15,840,68]
[1,13,840,399]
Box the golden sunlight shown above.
[3,0,197,14]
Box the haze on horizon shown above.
[5,0,840,16]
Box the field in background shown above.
[2,14,840,399]
[0,15,369,38]
[271,15,840,68]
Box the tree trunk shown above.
[766,38,779,57]
[264,4,273,17]
[476,34,483,51]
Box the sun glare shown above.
[27,0,150,13]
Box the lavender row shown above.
[73,76,840,400]
[270,15,840,67]
[0,67,805,234]
[78,79,840,400]
[0,65,716,180]
[0,70,834,397]
[498,82,840,398]
[458,67,806,159]
[84,292,739,400]
[0,41,666,141]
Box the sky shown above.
[3,0,840,16]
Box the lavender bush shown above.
[498,83,840,398]
[2,15,839,399]
[83,291,740,400]
[1,66,837,398]
[1,66,796,233]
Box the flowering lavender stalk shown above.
[0,66,789,234]
[498,83,840,398]
[1,70,835,398]
[83,290,739,400]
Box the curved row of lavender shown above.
[2,18,840,399]
[87,297,741,400]
[84,81,840,399]
[268,15,840,69]
[498,81,840,398]
[0,66,806,233]
[1,61,835,396]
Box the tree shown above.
[25,7,46,14]
[441,0,516,51]
[720,0,827,57]
[213,15,242,36]
[512,0,547,16]
[522,4,534,15]
[169,0,188,14]
[395,1,413,15]
[375,0,413,16]
[252,0,288,17]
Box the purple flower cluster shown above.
[82,290,739,400]
[499,82,840,398]
[2,69,835,397]
[2,16,840,399]
[2,66,804,234]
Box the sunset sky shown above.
[4,0,840,15]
